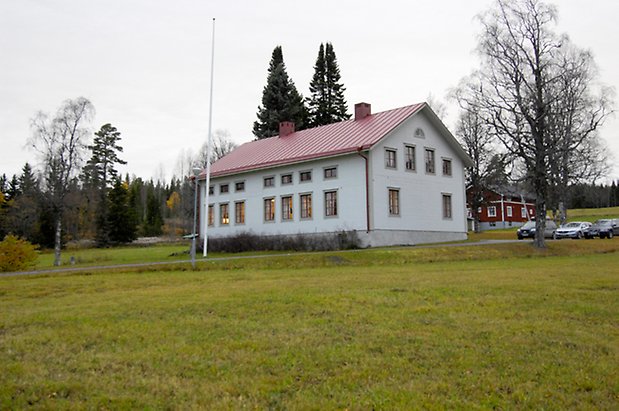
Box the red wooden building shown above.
[466,186,536,230]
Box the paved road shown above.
[0,239,522,278]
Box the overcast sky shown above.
[1,0,617,183]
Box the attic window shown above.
[415,128,425,139]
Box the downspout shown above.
[500,194,505,228]
[357,147,371,232]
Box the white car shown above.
[554,221,592,239]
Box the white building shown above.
[197,102,473,248]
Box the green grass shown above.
[34,242,192,269]
[1,241,618,409]
[568,206,619,222]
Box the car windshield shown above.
[522,221,535,229]
[563,223,580,228]
[593,220,611,227]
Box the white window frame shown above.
[281,195,293,221]
[235,201,245,225]
[488,206,497,217]
[442,158,452,177]
[281,173,293,185]
[299,170,312,183]
[264,197,275,222]
[405,144,416,172]
[220,203,230,225]
[385,148,397,169]
[263,176,275,188]
[300,192,312,220]
[388,188,400,216]
[442,194,452,219]
[323,166,338,179]
[324,190,338,217]
[425,148,435,174]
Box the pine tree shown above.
[86,123,127,247]
[253,46,308,139]
[307,42,350,127]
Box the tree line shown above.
[0,98,219,265]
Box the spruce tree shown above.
[143,184,163,237]
[307,42,350,127]
[86,123,127,247]
[108,179,138,243]
[253,46,307,139]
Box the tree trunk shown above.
[558,201,567,226]
[534,197,547,248]
[53,216,62,266]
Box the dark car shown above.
[517,220,557,240]
[584,219,619,239]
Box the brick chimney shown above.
[355,102,371,120]
[279,121,295,137]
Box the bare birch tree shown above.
[29,97,94,265]
[458,0,613,248]
[453,95,510,232]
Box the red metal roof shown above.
[205,103,426,178]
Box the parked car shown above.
[554,221,592,239]
[584,219,619,239]
[517,220,558,240]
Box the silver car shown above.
[554,221,592,239]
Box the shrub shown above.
[0,235,38,272]
[205,230,361,253]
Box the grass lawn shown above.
[1,241,618,409]
[568,206,619,222]
[34,242,193,269]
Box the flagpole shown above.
[203,17,215,257]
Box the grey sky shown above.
[1,0,617,182]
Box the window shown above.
[264,198,275,221]
[405,145,416,171]
[324,167,337,179]
[264,176,275,187]
[385,148,397,169]
[209,186,214,195]
[220,184,229,194]
[300,170,312,182]
[521,207,527,218]
[220,203,229,225]
[281,174,293,185]
[235,201,245,224]
[425,149,435,174]
[442,194,452,219]
[415,128,425,138]
[488,206,497,217]
[325,190,338,217]
[300,193,312,219]
[442,159,452,176]
[208,204,214,226]
[235,181,245,192]
[281,196,293,221]
[389,189,400,216]
[507,206,513,217]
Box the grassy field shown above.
[568,206,619,222]
[1,241,618,409]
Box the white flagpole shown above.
[203,18,216,257]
